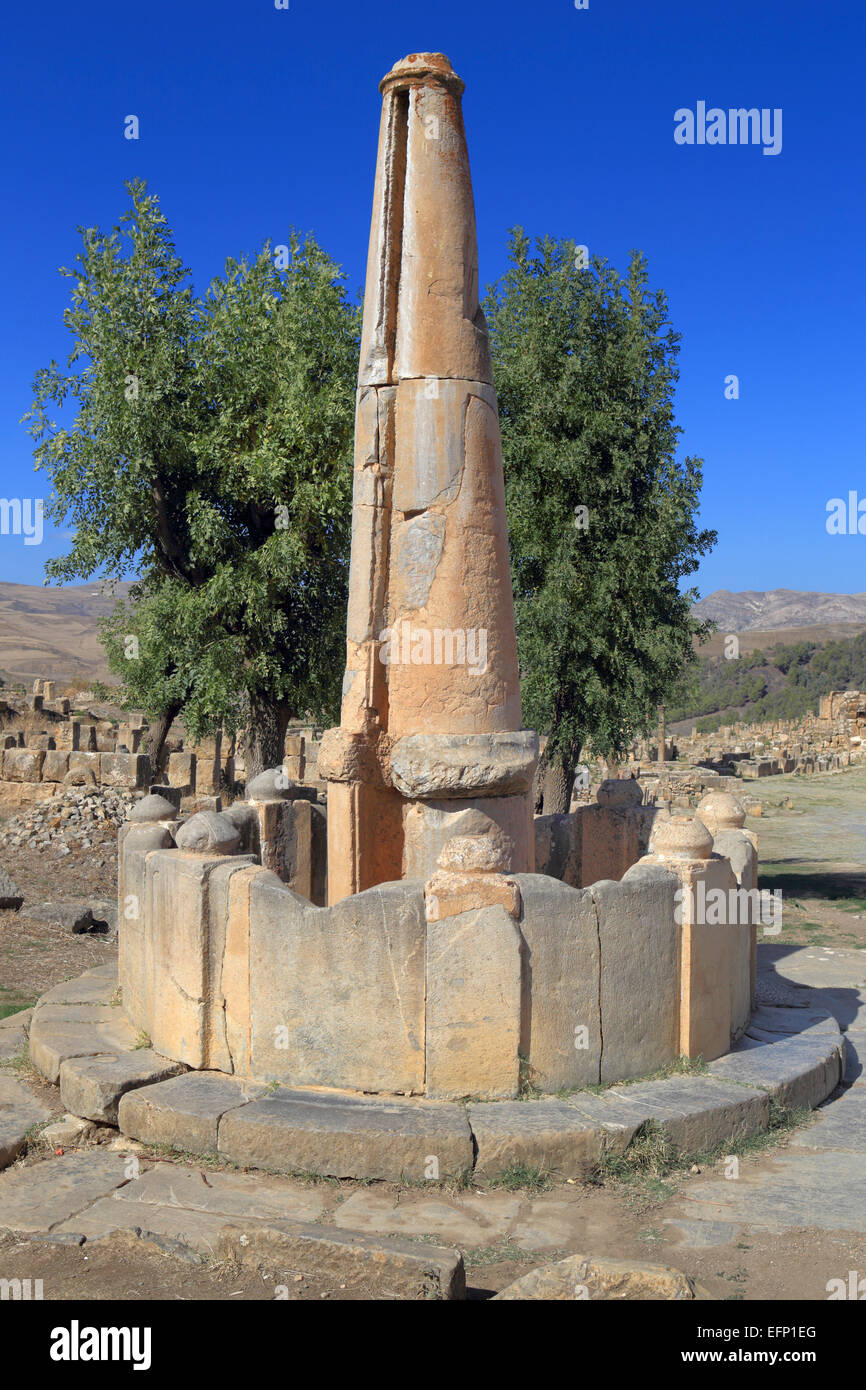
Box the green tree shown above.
[486,230,716,811]
[23,181,359,777]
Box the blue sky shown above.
[1,0,864,594]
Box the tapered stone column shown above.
[321,52,538,903]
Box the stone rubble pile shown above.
[0,784,139,856]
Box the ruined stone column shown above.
[321,52,537,903]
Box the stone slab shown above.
[217,1221,465,1300]
[59,1050,186,1125]
[118,1072,267,1154]
[675,1150,866,1234]
[789,1085,866,1152]
[28,1012,140,1086]
[469,1100,612,1178]
[599,1077,770,1153]
[113,1165,326,1224]
[0,1008,32,1061]
[218,1089,473,1183]
[0,1151,131,1232]
[0,1075,52,1169]
[705,1031,844,1111]
[331,1189,522,1246]
[37,972,120,1008]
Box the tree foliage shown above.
[485,230,716,809]
[23,181,360,773]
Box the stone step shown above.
[0,1075,52,1170]
[218,1087,474,1183]
[118,1072,267,1154]
[59,1050,186,1125]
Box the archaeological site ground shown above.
[0,0,863,1366]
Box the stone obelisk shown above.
[320,53,538,903]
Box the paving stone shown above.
[56,1196,240,1256]
[662,1218,740,1248]
[674,1150,866,1234]
[468,1100,610,1178]
[59,1050,186,1124]
[0,1075,52,1169]
[332,1189,521,1245]
[705,1032,844,1111]
[217,1221,465,1300]
[218,1089,473,1183]
[113,1165,326,1224]
[509,1195,591,1252]
[0,1152,131,1232]
[789,1085,866,1152]
[0,1008,31,1061]
[28,1013,140,1085]
[118,1072,267,1154]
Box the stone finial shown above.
[437,829,513,874]
[128,793,178,823]
[174,811,241,855]
[380,52,465,95]
[246,767,297,802]
[649,815,713,861]
[596,778,643,809]
[696,792,746,834]
[425,830,521,922]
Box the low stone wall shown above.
[0,747,151,805]
[118,786,756,1101]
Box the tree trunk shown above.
[245,693,291,783]
[533,741,577,815]
[143,700,182,781]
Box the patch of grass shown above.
[517,1054,543,1100]
[556,1055,707,1101]
[485,1162,552,1194]
[132,1031,152,1050]
[0,988,36,1021]
[462,1240,536,1268]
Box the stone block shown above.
[218,1088,473,1183]
[28,1010,140,1086]
[602,1076,770,1153]
[143,850,255,1068]
[246,876,426,1093]
[706,1032,844,1111]
[42,750,69,783]
[3,748,45,782]
[117,823,175,1032]
[168,751,196,790]
[100,752,151,789]
[469,1100,611,1178]
[59,1050,186,1125]
[217,1221,465,1300]
[593,866,680,1081]
[426,904,522,1099]
[118,1072,266,1154]
[515,875,601,1091]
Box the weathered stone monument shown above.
[320,52,537,905]
[24,53,800,1188]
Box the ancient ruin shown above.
[12,56,843,1193]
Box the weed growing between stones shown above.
[485,1162,552,1194]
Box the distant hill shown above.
[0,581,131,684]
[693,589,866,633]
